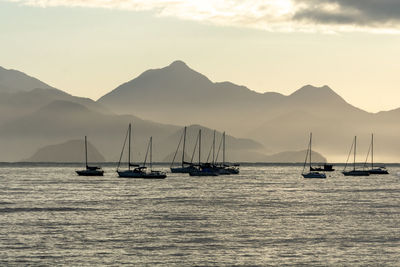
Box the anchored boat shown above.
[301,133,326,179]
[117,124,166,179]
[170,126,196,173]
[365,134,389,175]
[189,129,219,177]
[76,136,104,176]
[215,131,239,175]
[342,136,370,176]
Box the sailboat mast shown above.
[223,132,226,166]
[150,136,153,170]
[182,126,187,167]
[309,133,312,170]
[371,133,374,169]
[354,136,357,171]
[199,129,201,166]
[85,136,88,168]
[128,123,131,170]
[212,130,216,164]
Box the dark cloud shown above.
[293,0,400,27]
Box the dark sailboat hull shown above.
[216,167,239,175]
[189,168,219,176]
[342,170,370,176]
[302,172,326,179]
[170,166,196,173]
[368,168,389,175]
[117,170,166,179]
[76,170,104,176]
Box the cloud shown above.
[8,0,400,33]
[293,0,400,27]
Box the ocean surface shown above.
[1,164,400,266]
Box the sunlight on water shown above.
[1,165,400,265]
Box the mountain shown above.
[98,60,283,134]
[0,66,54,93]
[0,65,111,124]
[98,61,400,162]
[0,88,110,124]
[264,150,326,163]
[0,98,263,162]
[2,62,400,162]
[98,61,365,134]
[24,139,106,163]
[156,125,265,163]
[0,100,176,161]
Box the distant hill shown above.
[0,88,110,124]
[24,139,106,163]
[0,98,263,162]
[264,150,326,163]
[0,100,177,161]
[0,66,54,93]
[0,65,110,124]
[156,125,265,163]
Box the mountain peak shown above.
[289,84,341,100]
[292,84,333,94]
[168,60,188,69]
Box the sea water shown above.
[1,164,400,265]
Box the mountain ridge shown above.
[2,61,400,162]
[0,66,54,93]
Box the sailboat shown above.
[76,136,104,176]
[215,132,239,175]
[301,133,326,179]
[141,136,167,178]
[117,124,166,179]
[342,136,370,176]
[366,134,389,175]
[170,126,196,173]
[189,129,219,176]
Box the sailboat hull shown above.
[216,167,239,175]
[76,170,104,176]
[170,166,196,173]
[368,168,389,175]
[189,168,219,176]
[302,172,326,179]
[342,170,370,176]
[117,170,166,179]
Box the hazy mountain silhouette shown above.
[2,62,400,162]
[0,66,54,93]
[156,125,265,163]
[24,139,106,163]
[98,60,284,134]
[97,61,365,134]
[0,88,109,124]
[264,150,326,163]
[97,60,400,162]
[0,96,263,162]
[0,100,173,161]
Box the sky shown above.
[1,0,400,113]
